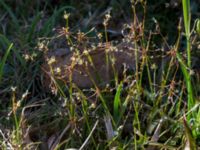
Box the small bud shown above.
[63,11,70,20]
[11,86,17,92]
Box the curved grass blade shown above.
[0,43,13,83]
[0,34,26,68]
[113,82,122,123]
[27,13,42,42]
[0,0,20,30]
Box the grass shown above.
[0,43,13,83]
[182,0,194,113]
[0,0,200,149]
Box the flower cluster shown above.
[103,11,111,27]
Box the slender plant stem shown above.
[182,0,194,111]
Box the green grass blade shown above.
[113,82,122,123]
[182,0,190,35]
[0,0,20,30]
[176,51,194,108]
[0,43,13,83]
[27,13,41,42]
[0,34,26,68]
[181,0,194,112]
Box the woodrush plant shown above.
[2,0,200,149]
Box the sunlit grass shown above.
[0,0,200,149]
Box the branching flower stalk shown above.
[103,11,111,84]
